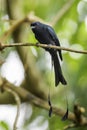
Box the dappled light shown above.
[69,44,83,59]
[0,0,87,130]
[1,51,25,86]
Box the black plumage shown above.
[30,21,67,86]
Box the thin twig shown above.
[4,87,21,130]
[0,42,87,54]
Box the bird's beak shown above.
[31,25,35,29]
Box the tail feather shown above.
[51,51,67,86]
[59,50,63,61]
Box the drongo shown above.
[30,21,67,86]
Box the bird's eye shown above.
[31,22,38,27]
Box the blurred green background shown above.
[0,0,87,130]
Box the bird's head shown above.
[30,22,42,31]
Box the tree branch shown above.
[1,77,87,128]
[51,0,75,26]
[4,87,21,130]
[0,77,76,121]
[2,0,49,100]
[0,11,45,43]
[0,42,87,54]
[64,123,77,130]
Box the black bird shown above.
[30,21,67,86]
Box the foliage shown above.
[0,121,9,130]
[0,0,87,130]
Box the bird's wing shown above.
[46,26,60,46]
[46,25,63,61]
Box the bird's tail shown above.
[51,51,67,86]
